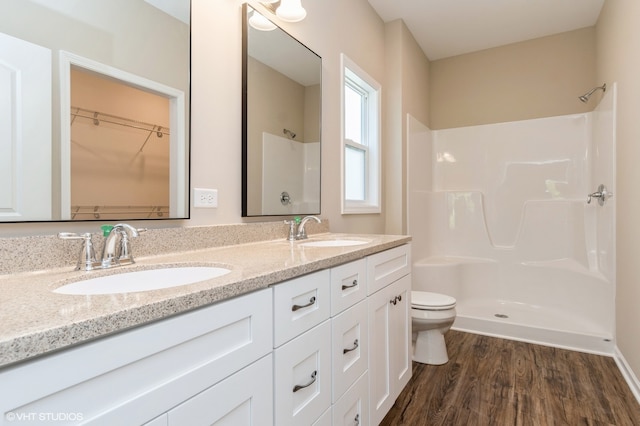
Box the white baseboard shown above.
[614,345,640,405]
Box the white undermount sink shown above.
[53,266,231,295]
[299,239,370,248]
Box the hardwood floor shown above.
[380,331,640,425]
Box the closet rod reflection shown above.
[71,107,170,136]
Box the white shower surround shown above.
[261,132,320,215]
[408,85,616,355]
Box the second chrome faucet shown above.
[285,215,321,241]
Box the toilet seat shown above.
[411,291,456,311]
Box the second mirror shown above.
[242,4,322,217]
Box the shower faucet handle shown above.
[587,184,612,206]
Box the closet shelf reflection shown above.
[71,106,170,135]
[71,205,169,220]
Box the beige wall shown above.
[384,20,430,235]
[596,0,640,384]
[189,0,389,233]
[2,0,390,236]
[429,27,596,129]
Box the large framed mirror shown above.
[242,4,321,217]
[0,0,190,222]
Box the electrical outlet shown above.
[194,188,218,208]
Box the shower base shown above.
[453,298,614,355]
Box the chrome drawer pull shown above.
[342,279,358,290]
[343,338,359,354]
[293,370,317,392]
[292,296,316,312]
[354,413,360,425]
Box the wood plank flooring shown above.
[380,331,640,425]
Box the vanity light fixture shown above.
[259,0,307,23]
[249,9,277,31]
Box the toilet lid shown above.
[411,291,456,310]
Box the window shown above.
[341,54,381,214]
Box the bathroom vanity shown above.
[0,233,411,425]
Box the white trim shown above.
[340,53,381,215]
[614,345,640,405]
[59,51,186,219]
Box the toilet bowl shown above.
[411,291,457,365]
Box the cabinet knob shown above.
[342,279,358,290]
[354,413,360,425]
[292,296,316,312]
[292,370,317,392]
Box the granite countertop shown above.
[0,233,410,368]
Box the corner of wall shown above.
[615,345,640,405]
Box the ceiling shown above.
[367,0,605,60]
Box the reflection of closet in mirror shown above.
[69,68,170,220]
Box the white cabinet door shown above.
[389,274,412,402]
[368,282,394,424]
[331,299,368,403]
[168,354,273,426]
[368,274,412,425]
[274,320,332,426]
[0,32,51,221]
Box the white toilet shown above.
[411,291,457,365]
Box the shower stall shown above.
[407,84,616,354]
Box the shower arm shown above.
[579,84,606,103]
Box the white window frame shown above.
[341,53,381,214]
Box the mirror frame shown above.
[241,3,322,217]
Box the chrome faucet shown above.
[285,215,321,241]
[58,223,146,271]
[101,223,145,268]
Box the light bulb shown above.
[249,11,276,31]
[276,0,306,22]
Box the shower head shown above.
[283,128,296,139]
[579,83,606,103]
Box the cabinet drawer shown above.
[273,269,331,347]
[274,320,332,426]
[366,244,411,295]
[168,354,273,426]
[331,299,368,403]
[0,289,273,426]
[332,372,369,426]
[330,259,367,316]
[312,407,332,426]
